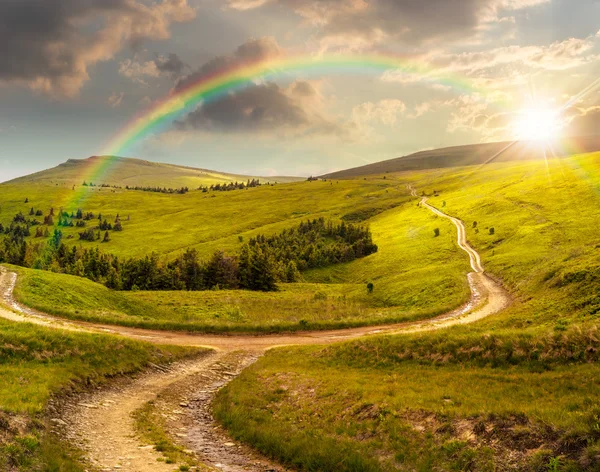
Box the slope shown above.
[321,135,600,179]
[6,155,302,188]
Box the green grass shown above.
[0,173,410,259]
[9,155,301,188]
[215,327,600,472]
[405,151,600,330]
[0,314,201,470]
[213,152,600,472]
[9,198,470,333]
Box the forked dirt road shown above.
[0,192,511,471]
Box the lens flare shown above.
[512,106,562,143]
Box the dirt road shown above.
[0,192,511,471]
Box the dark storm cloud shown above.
[176,80,343,136]
[155,53,188,77]
[175,37,282,91]
[0,0,195,96]
[179,83,309,131]
[174,38,343,136]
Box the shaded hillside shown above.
[6,155,302,188]
[322,135,600,178]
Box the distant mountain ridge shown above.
[321,135,600,179]
[5,155,303,188]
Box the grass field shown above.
[407,151,600,330]
[0,315,199,470]
[9,199,470,332]
[213,151,600,471]
[0,167,409,260]
[4,151,600,470]
[8,155,301,188]
[215,327,600,472]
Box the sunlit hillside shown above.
[322,135,600,178]
[6,155,303,188]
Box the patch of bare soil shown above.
[148,350,289,472]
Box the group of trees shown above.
[82,182,120,189]
[0,218,377,293]
[200,179,262,193]
[1,206,125,248]
[125,185,189,194]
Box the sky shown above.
[0,0,599,182]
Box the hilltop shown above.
[321,135,600,178]
[6,155,303,188]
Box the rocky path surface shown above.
[0,190,511,471]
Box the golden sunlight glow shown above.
[512,105,563,143]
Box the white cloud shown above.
[107,92,125,108]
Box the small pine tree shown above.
[489,227,495,235]
[367,282,374,294]
[434,228,440,237]
[103,231,110,243]
[24,198,29,203]
[29,207,34,216]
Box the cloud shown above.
[564,105,600,137]
[119,59,161,85]
[176,79,343,137]
[155,53,188,78]
[119,52,188,84]
[175,37,282,91]
[107,92,125,108]
[226,0,549,48]
[173,38,345,137]
[381,34,599,95]
[0,0,195,97]
[352,99,407,127]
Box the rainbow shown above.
[81,52,490,184]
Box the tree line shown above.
[0,218,376,292]
[125,185,189,194]
[200,179,262,193]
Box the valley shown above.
[1,147,599,471]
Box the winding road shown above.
[0,189,511,471]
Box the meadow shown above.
[0,316,199,470]
[0,169,409,260]
[214,151,600,471]
[9,200,470,332]
[215,328,600,472]
[3,150,600,471]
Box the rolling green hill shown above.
[321,135,600,179]
[3,148,600,471]
[214,151,600,472]
[0,171,408,259]
[6,155,302,188]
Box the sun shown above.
[512,105,563,143]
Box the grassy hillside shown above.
[214,151,600,472]
[7,155,302,187]
[0,170,409,259]
[408,151,600,330]
[0,316,199,470]
[9,198,470,332]
[215,328,600,472]
[322,135,600,179]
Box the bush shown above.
[489,227,495,235]
[434,228,440,237]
